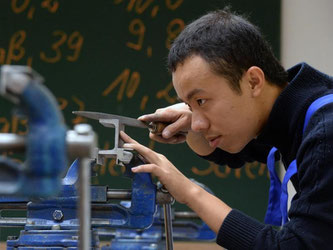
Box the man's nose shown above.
[191,112,209,132]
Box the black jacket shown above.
[202,63,333,249]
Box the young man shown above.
[120,9,333,249]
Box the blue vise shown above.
[2,155,156,249]
[0,65,67,198]
[103,181,216,250]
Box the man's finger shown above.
[149,133,178,144]
[123,141,160,163]
[138,112,177,123]
[131,163,160,175]
[120,131,138,144]
[161,118,188,138]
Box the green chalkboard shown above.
[0,0,281,240]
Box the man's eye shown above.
[197,99,206,106]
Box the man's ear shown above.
[245,66,265,97]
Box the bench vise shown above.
[0,108,173,249]
[0,65,67,198]
[0,65,98,249]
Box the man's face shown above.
[172,55,261,153]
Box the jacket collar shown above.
[257,63,333,161]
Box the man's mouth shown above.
[207,135,221,148]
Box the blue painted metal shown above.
[102,200,215,250]
[0,68,67,198]
[20,81,67,198]
[6,230,100,249]
[0,158,156,230]
[2,155,157,248]
[14,157,155,231]
[103,210,215,250]
[90,176,156,229]
[105,231,164,250]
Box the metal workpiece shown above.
[72,111,148,129]
[73,110,176,136]
[72,111,175,165]
[98,118,129,163]
[75,115,136,165]
[98,148,133,165]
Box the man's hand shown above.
[120,131,197,205]
[138,103,192,144]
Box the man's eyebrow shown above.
[177,89,204,103]
[186,88,203,101]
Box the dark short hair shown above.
[168,9,288,93]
